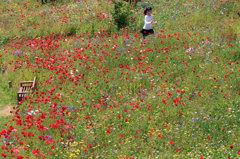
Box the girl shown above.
[140,7,157,39]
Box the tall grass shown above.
[0,0,239,158]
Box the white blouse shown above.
[143,15,153,30]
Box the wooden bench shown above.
[17,77,36,102]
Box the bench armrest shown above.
[32,77,36,90]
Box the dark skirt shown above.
[140,29,154,36]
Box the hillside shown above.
[0,0,239,158]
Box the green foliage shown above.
[66,25,77,37]
[124,0,142,7]
[139,1,148,9]
[0,36,10,47]
[111,0,141,31]
[106,23,118,35]
[41,0,54,4]
[0,0,240,158]
[111,1,133,30]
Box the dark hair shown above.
[144,7,152,15]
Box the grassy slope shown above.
[0,86,11,106]
[0,0,239,158]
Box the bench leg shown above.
[17,93,24,102]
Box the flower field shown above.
[0,0,240,158]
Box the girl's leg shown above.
[151,29,155,36]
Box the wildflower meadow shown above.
[0,0,239,158]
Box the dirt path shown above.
[0,105,13,117]
[0,86,14,117]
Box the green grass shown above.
[0,81,15,117]
[0,0,239,158]
[0,86,12,106]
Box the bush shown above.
[0,36,10,47]
[66,25,77,37]
[41,0,55,4]
[111,1,134,30]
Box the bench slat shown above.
[20,81,34,84]
[20,83,33,87]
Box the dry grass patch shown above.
[0,105,13,117]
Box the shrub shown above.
[0,35,10,47]
[111,1,134,30]
[66,25,77,37]
[41,0,55,4]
